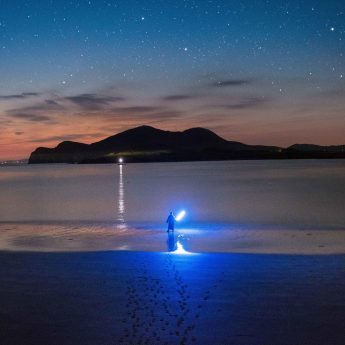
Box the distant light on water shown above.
[117,163,127,229]
[175,210,186,221]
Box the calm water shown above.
[0,160,344,229]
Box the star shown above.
[0,0,344,160]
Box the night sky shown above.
[0,0,344,159]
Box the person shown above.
[166,211,176,232]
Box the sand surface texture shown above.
[1,222,345,254]
[0,251,345,345]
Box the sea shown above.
[1,159,344,230]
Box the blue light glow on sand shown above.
[174,241,190,255]
[170,240,195,255]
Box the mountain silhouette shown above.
[288,144,345,153]
[28,125,345,164]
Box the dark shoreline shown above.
[29,150,345,164]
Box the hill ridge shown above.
[28,125,345,164]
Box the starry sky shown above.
[0,0,344,160]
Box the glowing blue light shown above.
[172,241,191,255]
[175,210,186,221]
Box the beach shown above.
[1,222,345,344]
[1,161,344,344]
[1,249,345,345]
[1,0,345,342]
[1,222,345,255]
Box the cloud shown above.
[316,85,345,99]
[93,109,184,127]
[6,100,63,114]
[22,92,40,96]
[161,94,194,101]
[9,113,51,122]
[45,99,60,105]
[65,93,125,110]
[111,106,162,114]
[0,92,40,100]
[5,100,63,124]
[0,118,12,125]
[210,79,251,87]
[145,110,184,121]
[29,133,102,144]
[215,96,268,110]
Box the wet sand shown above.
[1,250,345,345]
[1,222,345,254]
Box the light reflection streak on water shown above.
[173,241,191,255]
[167,233,193,255]
[117,164,127,229]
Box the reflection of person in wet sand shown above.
[167,231,176,252]
[166,211,175,232]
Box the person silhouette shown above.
[166,211,176,232]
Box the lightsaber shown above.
[175,210,186,221]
